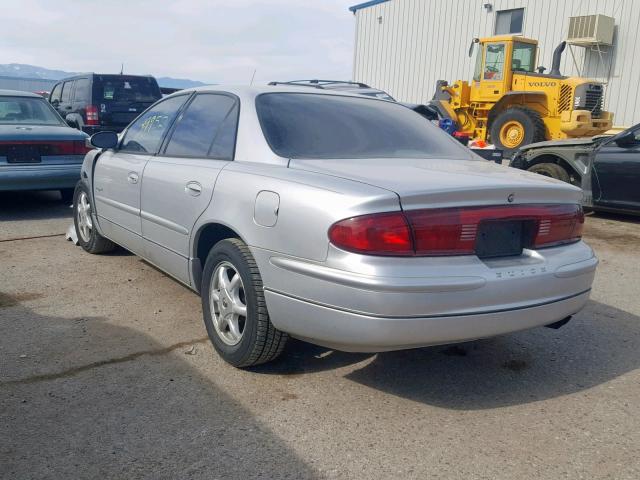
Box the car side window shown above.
[50,84,62,104]
[163,93,239,159]
[119,95,189,154]
[73,78,90,103]
[61,81,73,103]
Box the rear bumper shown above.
[560,110,613,137]
[264,289,590,352]
[254,241,597,351]
[0,163,81,191]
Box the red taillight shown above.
[532,204,584,248]
[328,204,584,257]
[328,212,413,256]
[0,140,90,156]
[85,105,99,126]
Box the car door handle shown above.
[185,181,202,196]
[127,172,139,184]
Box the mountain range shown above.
[0,63,209,89]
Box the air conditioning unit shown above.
[567,14,614,46]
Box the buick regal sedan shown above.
[73,85,597,367]
[0,89,89,202]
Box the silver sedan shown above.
[73,85,597,367]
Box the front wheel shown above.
[490,106,546,156]
[527,163,571,183]
[201,238,288,367]
[73,182,116,254]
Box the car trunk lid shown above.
[289,157,582,208]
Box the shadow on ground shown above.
[0,190,71,222]
[342,300,640,410]
[0,302,316,479]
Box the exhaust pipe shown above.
[545,315,571,329]
[549,41,566,76]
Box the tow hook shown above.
[545,316,572,329]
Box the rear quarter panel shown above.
[191,161,400,263]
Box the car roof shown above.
[55,73,156,82]
[0,89,43,98]
[166,84,389,101]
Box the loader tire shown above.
[490,106,546,156]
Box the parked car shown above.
[510,124,640,214]
[74,85,597,367]
[0,89,89,202]
[268,79,441,120]
[49,74,162,134]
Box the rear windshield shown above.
[94,76,162,103]
[256,93,468,159]
[0,96,64,125]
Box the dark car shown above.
[49,74,162,134]
[510,124,640,214]
[0,89,89,202]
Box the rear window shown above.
[0,96,64,125]
[256,93,468,160]
[94,76,162,103]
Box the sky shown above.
[2,0,358,84]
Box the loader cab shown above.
[470,36,539,103]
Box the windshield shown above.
[94,76,162,103]
[512,42,536,73]
[0,96,64,125]
[256,93,469,160]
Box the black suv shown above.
[49,74,162,134]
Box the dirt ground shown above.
[1,190,639,479]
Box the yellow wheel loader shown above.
[429,35,613,154]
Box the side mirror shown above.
[65,116,78,129]
[51,99,59,108]
[89,131,118,149]
[615,131,638,148]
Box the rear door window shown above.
[60,81,74,103]
[73,78,91,103]
[163,93,239,159]
[119,95,189,154]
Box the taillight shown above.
[328,204,584,257]
[85,105,99,126]
[0,140,90,156]
[328,212,413,256]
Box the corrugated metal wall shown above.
[352,0,637,126]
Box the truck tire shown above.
[201,238,288,368]
[73,182,116,254]
[490,106,546,156]
[527,162,571,183]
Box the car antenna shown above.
[120,63,124,75]
[250,69,257,86]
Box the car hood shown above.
[289,157,582,208]
[0,124,88,141]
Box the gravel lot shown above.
[1,190,639,480]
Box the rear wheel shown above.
[527,162,571,183]
[490,106,546,156]
[73,182,116,254]
[201,238,288,367]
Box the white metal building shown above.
[350,0,638,126]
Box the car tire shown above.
[490,106,546,156]
[73,182,116,254]
[60,188,74,204]
[527,163,571,183]
[201,238,288,367]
